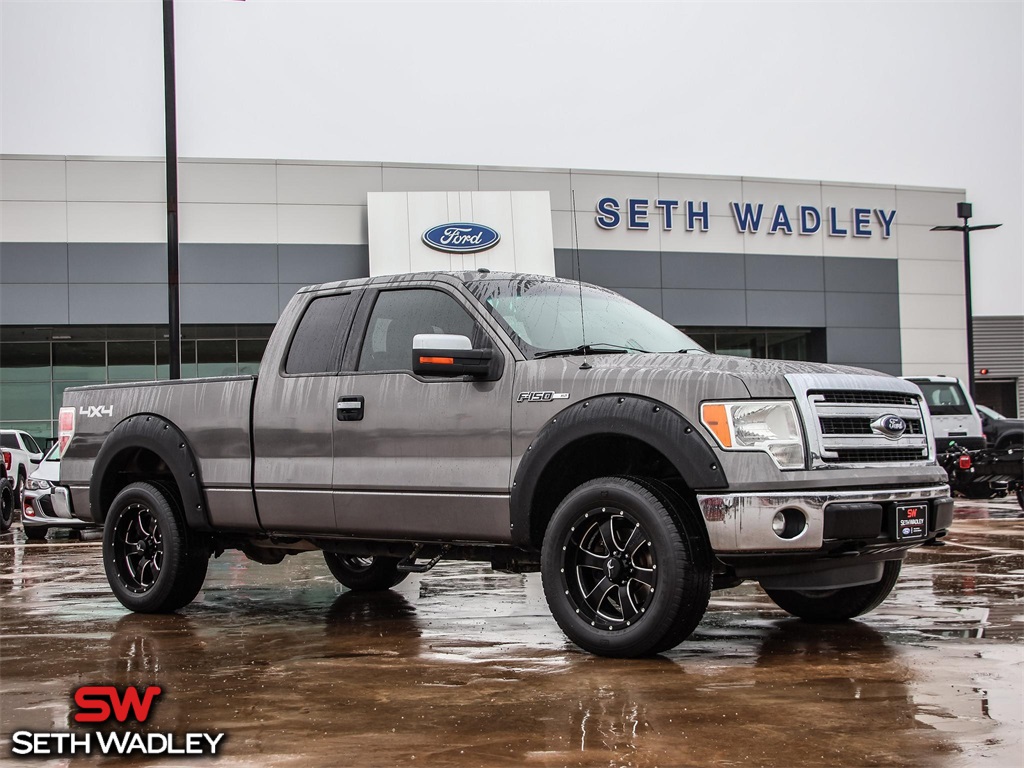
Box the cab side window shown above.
[358,289,485,373]
[285,293,357,375]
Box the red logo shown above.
[73,686,162,723]
[906,508,919,518]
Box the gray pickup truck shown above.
[61,271,952,657]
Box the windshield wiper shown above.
[533,343,646,359]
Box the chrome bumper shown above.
[696,485,951,552]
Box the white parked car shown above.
[0,429,44,509]
[22,442,94,541]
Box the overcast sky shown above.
[2,0,1021,315]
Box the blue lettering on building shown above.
[799,206,821,235]
[593,197,896,239]
[731,202,764,233]
[769,204,793,235]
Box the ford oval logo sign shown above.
[871,414,908,439]
[422,223,500,253]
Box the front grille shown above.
[804,387,930,467]
[819,417,924,435]
[823,448,927,464]
[811,390,916,406]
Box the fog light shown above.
[771,508,806,539]
[24,504,35,518]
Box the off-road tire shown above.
[763,560,903,622]
[103,482,209,613]
[541,476,712,657]
[323,553,409,591]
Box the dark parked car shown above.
[977,404,1024,449]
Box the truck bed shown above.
[61,376,258,529]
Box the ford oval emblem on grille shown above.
[422,222,500,253]
[871,414,907,439]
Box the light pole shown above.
[931,202,1001,399]
[163,0,181,379]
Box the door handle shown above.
[337,396,364,422]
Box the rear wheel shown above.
[1016,487,1023,511]
[541,476,712,658]
[323,553,409,591]
[763,560,902,622]
[103,482,209,613]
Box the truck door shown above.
[332,284,514,543]
[252,290,361,531]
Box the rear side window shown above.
[916,382,973,416]
[358,289,484,373]
[21,433,41,454]
[0,434,17,449]
[285,293,357,375]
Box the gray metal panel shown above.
[827,328,902,365]
[662,252,745,290]
[553,249,575,278]
[69,283,168,324]
[0,283,69,324]
[577,249,661,288]
[181,284,280,324]
[69,243,165,283]
[826,292,901,329]
[180,243,278,284]
[746,253,824,292]
[663,289,747,326]
[0,242,67,283]
[747,290,826,327]
[278,244,369,284]
[824,257,899,294]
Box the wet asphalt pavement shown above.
[2,501,1022,767]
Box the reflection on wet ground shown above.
[1,499,1021,767]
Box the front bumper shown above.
[697,484,952,553]
[23,487,92,529]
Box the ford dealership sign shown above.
[422,223,500,253]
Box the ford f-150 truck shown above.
[60,272,952,657]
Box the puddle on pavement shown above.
[1,509,1021,767]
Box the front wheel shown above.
[103,482,209,613]
[323,553,409,591]
[541,476,712,658]
[763,560,902,622]
[1016,487,1023,511]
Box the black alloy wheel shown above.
[103,482,209,613]
[323,552,409,591]
[542,476,712,658]
[562,508,656,629]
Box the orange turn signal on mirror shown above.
[701,403,732,448]
[419,356,454,365]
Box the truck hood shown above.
[528,352,898,399]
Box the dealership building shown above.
[1,154,1019,442]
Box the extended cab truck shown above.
[60,272,953,657]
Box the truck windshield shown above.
[467,277,703,358]
[915,381,973,416]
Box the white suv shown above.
[1,429,45,509]
[902,376,986,454]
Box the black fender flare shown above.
[90,413,211,531]
[509,394,728,547]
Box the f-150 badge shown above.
[517,391,570,403]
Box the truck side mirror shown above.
[412,334,492,378]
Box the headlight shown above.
[26,478,52,491]
[700,401,805,470]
